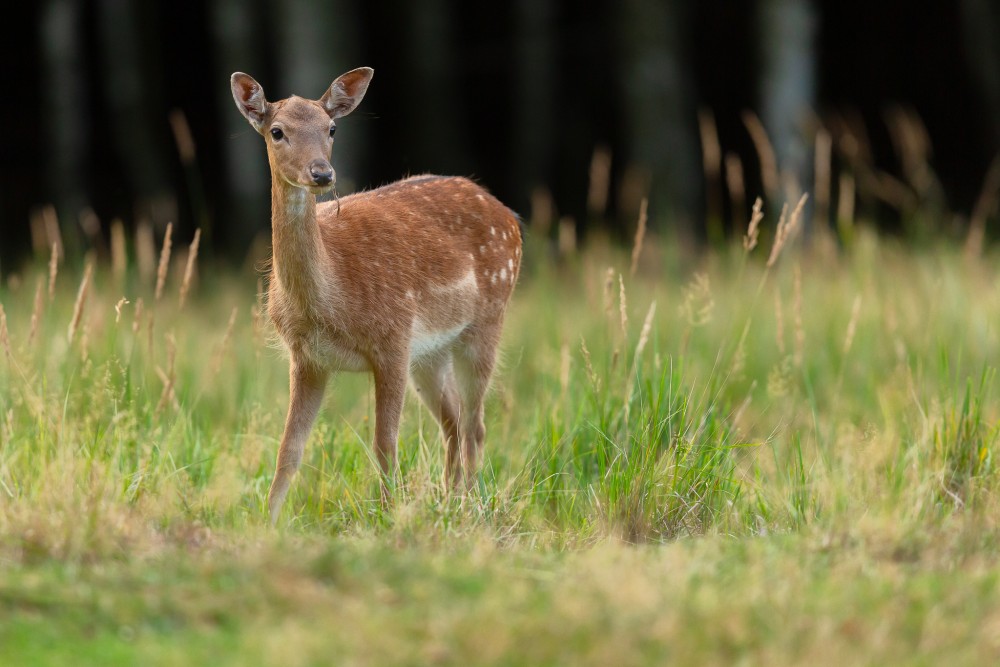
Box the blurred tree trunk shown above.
[269,0,367,193]
[39,0,88,226]
[399,0,470,174]
[96,0,173,228]
[961,0,1000,152]
[511,0,556,204]
[617,0,699,236]
[209,0,269,255]
[758,0,818,208]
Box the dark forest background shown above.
[2,0,1000,270]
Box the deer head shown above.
[231,68,374,194]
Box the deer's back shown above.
[301,175,521,367]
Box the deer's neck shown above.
[270,179,329,309]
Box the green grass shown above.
[3,227,1000,664]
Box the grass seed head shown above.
[178,228,202,310]
[67,262,93,344]
[630,198,648,277]
[155,222,173,301]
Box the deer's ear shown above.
[320,67,373,119]
[231,72,270,133]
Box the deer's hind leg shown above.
[410,357,463,487]
[452,326,502,489]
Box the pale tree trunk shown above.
[758,0,818,210]
[96,0,173,228]
[512,0,556,202]
[961,0,1000,151]
[209,0,269,254]
[39,0,88,230]
[617,0,699,236]
[399,0,470,174]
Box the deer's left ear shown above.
[320,67,373,119]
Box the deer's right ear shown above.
[231,73,270,133]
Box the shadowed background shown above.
[1,0,999,270]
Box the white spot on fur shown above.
[476,194,485,201]
[479,245,485,254]
[491,272,497,285]
[500,268,507,281]
[490,226,496,236]
[502,231,507,240]
[508,258,514,272]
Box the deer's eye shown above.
[329,125,336,138]
[270,128,284,141]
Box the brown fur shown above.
[232,69,520,522]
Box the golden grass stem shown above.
[793,263,804,367]
[155,222,173,301]
[28,279,44,347]
[110,219,128,280]
[178,229,202,309]
[67,262,93,344]
[744,198,763,252]
[725,152,747,232]
[0,302,10,362]
[47,243,59,301]
[587,145,612,218]
[842,295,862,356]
[742,110,780,201]
[618,274,628,341]
[630,198,648,277]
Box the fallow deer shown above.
[231,67,521,523]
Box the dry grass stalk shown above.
[618,164,650,224]
[744,197,764,252]
[559,343,571,396]
[742,110,780,201]
[67,262,94,344]
[814,128,832,228]
[135,220,157,284]
[178,228,202,309]
[634,300,656,361]
[47,243,59,301]
[557,217,576,257]
[793,263,804,367]
[725,152,747,231]
[211,307,239,375]
[587,145,612,217]
[630,198,648,277]
[168,109,197,165]
[774,287,786,355]
[580,336,600,392]
[625,300,657,411]
[41,205,64,261]
[618,274,628,340]
[843,294,862,356]
[79,207,101,245]
[0,302,10,362]
[699,110,724,231]
[530,187,554,236]
[114,298,130,324]
[965,155,1000,258]
[29,209,47,257]
[155,333,178,414]
[603,267,616,323]
[28,279,44,346]
[155,222,173,301]
[110,219,128,279]
[837,172,856,234]
[766,194,809,268]
[132,298,144,335]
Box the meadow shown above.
[3,208,1000,665]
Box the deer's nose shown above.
[309,160,334,186]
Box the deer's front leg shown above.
[372,357,408,504]
[268,360,328,524]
